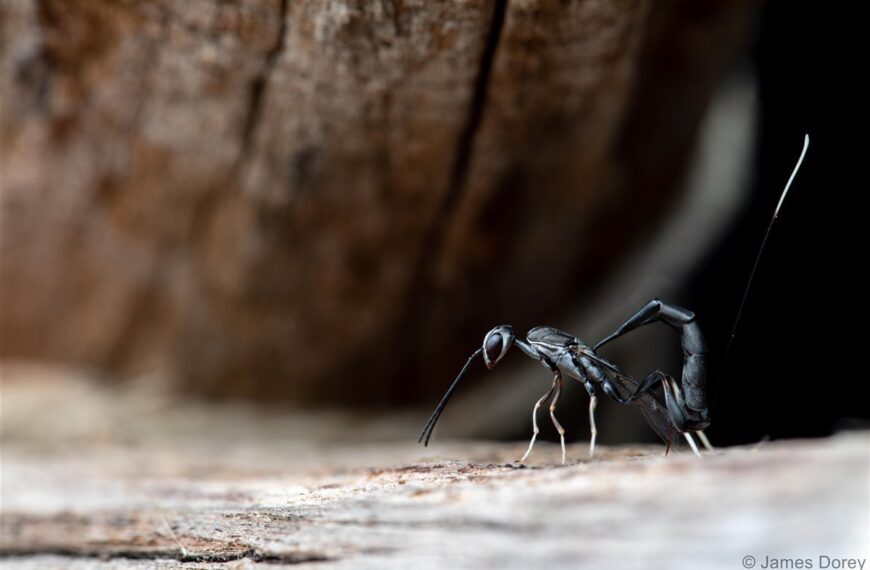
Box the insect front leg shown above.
[519,380,558,463]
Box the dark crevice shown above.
[386,0,403,36]
[0,547,331,565]
[394,0,509,402]
[239,0,290,162]
[445,0,508,209]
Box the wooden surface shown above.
[0,0,755,403]
[1,366,868,569]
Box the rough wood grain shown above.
[1,367,868,569]
[0,0,755,403]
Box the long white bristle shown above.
[774,134,809,218]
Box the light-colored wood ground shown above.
[2,365,868,569]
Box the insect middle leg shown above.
[565,360,600,458]
[583,381,598,458]
[519,375,559,463]
[548,376,566,464]
[573,361,606,458]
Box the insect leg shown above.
[565,356,603,458]
[584,362,630,405]
[582,381,598,458]
[627,370,668,401]
[548,375,566,464]
[580,351,680,448]
[683,432,702,458]
[593,299,709,432]
[626,370,701,441]
[696,430,714,451]
[519,382,557,463]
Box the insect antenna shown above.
[720,134,810,377]
[418,348,484,446]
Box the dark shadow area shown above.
[687,0,866,444]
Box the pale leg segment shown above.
[588,395,598,458]
[548,376,566,464]
[696,430,714,451]
[520,382,557,463]
[683,432,702,458]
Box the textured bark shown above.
[0,369,867,569]
[0,0,754,403]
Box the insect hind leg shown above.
[594,299,709,432]
[683,432,702,458]
[696,430,714,451]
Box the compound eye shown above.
[484,333,502,363]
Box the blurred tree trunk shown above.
[0,0,754,404]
